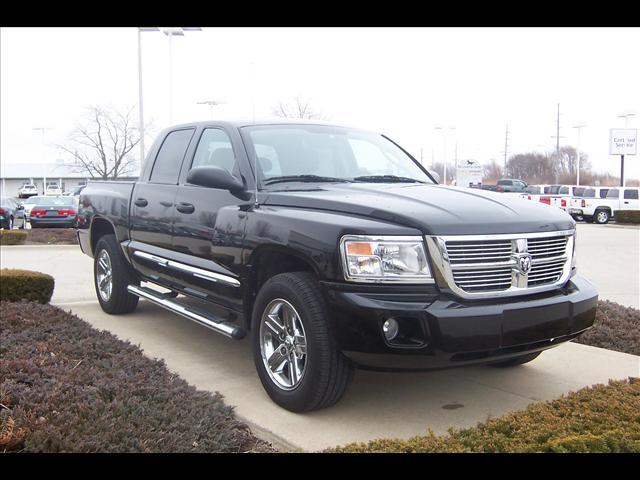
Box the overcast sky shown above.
[2,27,639,180]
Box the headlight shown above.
[340,235,433,283]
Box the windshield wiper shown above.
[263,175,351,185]
[352,175,427,184]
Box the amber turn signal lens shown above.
[345,242,373,256]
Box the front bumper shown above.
[322,275,598,371]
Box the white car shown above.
[569,187,640,224]
[45,182,62,196]
[18,183,39,199]
[568,187,611,221]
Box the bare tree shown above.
[59,105,145,179]
[271,96,328,120]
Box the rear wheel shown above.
[251,271,353,412]
[489,351,541,368]
[594,209,610,224]
[94,234,139,314]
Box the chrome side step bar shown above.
[127,285,246,340]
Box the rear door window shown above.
[624,189,639,200]
[150,129,195,184]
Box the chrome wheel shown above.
[96,249,113,302]
[259,298,307,391]
[596,211,608,223]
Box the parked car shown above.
[18,182,38,199]
[78,120,597,412]
[485,178,528,193]
[21,195,50,222]
[519,184,551,202]
[569,187,640,224]
[568,187,610,221]
[29,196,78,228]
[45,182,62,196]
[0,196,27,230]
[64,184,87,196]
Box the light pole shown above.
[572,123,586,186]
[162,27,202,124]
[617,111,636,128]
[433,126,445,183]
[196,100,226,119]
[33,127,52,194]
[137,27,160,169]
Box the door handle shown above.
[176,202,195,214]
[624,201,629,204]
[134,198,148,207]
[159,201,174,207]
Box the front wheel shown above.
[251,271,353,412]
[489,351,541,368]
[94,234,139,314]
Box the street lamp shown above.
[162,27,202,124]
[617,111,636,127]
[197,100,227,119]
[572,123,586,186]
[33,127,52,194]
[137,27,202,165]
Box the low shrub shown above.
[0,301,272,453]
[573,300,640,356]
[326,378,640,453]
[0,269,55,304]
[614,210,640,224]
[25,228,78,245]
[0,230,28,245]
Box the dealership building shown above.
[0,161,137,197]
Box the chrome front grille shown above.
[425,230,575,299]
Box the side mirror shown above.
[186,166,244,193]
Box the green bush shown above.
[614,210,640,224]
[0,230,28,245]
[326,378,640,453]
[0,269,55,304]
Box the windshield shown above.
[240,124,434,185]
[24,196,50,205]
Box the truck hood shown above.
[262,183,575,235]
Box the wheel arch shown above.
[90,216,117,255]
[243,244,321,330]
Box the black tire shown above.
[94,234,139,314]
[583,215,594,223]
[594,209,610,224]
[8,216,14,230]
[251,271,353,412]
[489,351,541,368]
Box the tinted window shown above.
[573,187,585,197]
[606,189,619,199]
[191,128,238,175]
[150,129,195,184]
[525,186,541,194]
[624,189,639,200]
[583,188,595,198]
[559,186,570,195]
[497,180,512,186]
[599,189,609,198]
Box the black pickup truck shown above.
[78,120,598,412]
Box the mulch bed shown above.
[573,300,640,356]
[25,228,78,245]
[0,301,273,453]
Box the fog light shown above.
[382,318,399,341]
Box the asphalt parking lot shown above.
[1,223,638,451]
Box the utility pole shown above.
[550,103,566,184]
[573,123,586,186]
[503,124,509,177]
